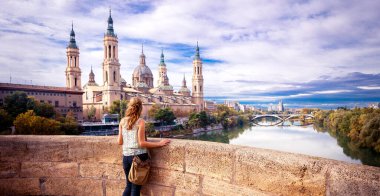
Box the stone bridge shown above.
[0,135,379,195]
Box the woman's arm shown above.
[137,119,170,148]
[117,118,124,145]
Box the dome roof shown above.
[120,77,127,86]
[179,87,190,93]
[133,65,153,78]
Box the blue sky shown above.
[0,0,380,107]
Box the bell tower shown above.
[102,9,121,107]
[102,9,120,87]
[192,42,204,110]
[65,23,81,90]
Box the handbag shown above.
[128,120,151,185]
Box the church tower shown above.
[157,50,170,86]
[65,23,81,90]
[102,9,121,106]
[192,42,204,109]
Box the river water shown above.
[188,118,380,167]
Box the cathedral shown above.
[65,11,204,120]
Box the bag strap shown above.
[136,119,151,159]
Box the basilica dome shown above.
[133,64,153,78]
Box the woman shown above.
[118,97,170,196]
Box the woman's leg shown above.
[122,155,133,196]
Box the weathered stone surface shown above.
[326,163,380,196]
[185,140,239,181]
[0,162,20,178]
[25,142,69,162]
[93,141,123,164]
[0,141,27,162]
[20,161,78,178]
[202,176,272,196]
[68,141,94,162]
[105,179,125,196]
[0,178,41,195]
[43,177,102,196]
[150,139,186,171]
[141,184,175,196]
[235,147,327,196]
[79,162,124,179]
[148,167,199,192]
[174,189,201,196]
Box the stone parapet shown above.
[0,135,379,195]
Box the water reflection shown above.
[188,119,380,167]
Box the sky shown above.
[0,0,380,108]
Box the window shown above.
[113,71,116,82]
[108,45,111,58]
[75,78,77,87]
[55,101,59,107]
[0,99,3,106]
[200,85,202,91]
[74,57,76,67]
[194,86,197,92]
[113,46,116,58]
[106,71,108,82]
[73,101,77,107]
[48,100,52,104]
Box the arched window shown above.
[194,85,197,92]
[200,85,202,91]
[108,45,111,58]
[70,56,72,67]
[113,71,116,82]
[74,57,76,67]
[113,46,116,58]
[197,67,199,74]
[106,71,108,82]
[74,78,77,87]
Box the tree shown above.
[32,100,56,118]
[148,104,161,119]
[109,100,128,120]
[155,108,176,125]
[87,105,96,121]
[0,109,13,132]
[4,91,29,118]
[13,110,63,135]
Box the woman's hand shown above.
[159,139,171,147]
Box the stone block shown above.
[105,179,125,196]
[0,162,20,178]
[202,176,272,196]
[185,140,238,181]
[68,141,94,162]
[174,189,201,196]
[148,167,199,192]
[0,141,27,162]
[0,178,41,195]
[141,184,175,196]
[93,141,122,164]
[25,142,69,162]
[20,162,78,178]
[326,163,380,196]
[79,162,125,179]
[150,139,186,171]
[234,147,327,196]
[43,177,102,196]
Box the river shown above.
[187,117,380,167]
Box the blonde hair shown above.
[124,97,143,130]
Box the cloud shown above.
[0,0,379,106]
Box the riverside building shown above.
[82,10,204,120]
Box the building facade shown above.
[82,11,204,120]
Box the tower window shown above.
[113,46,116,58]
[113,71,116,82]
[108,45,111,58]
[106,71,108,82]
[197,67,199,74]
[74,57,76,67]
[194,85,197,92]
[75,78,77,86]
[200,85,202,91]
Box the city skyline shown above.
[1,0,380,107]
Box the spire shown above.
[160,48,165,65]
[139,44,146,65]
[89,65,95,83]
[182,74,187,87]
[68,22,78,49]
[194,41,200,60]
[106,9,115,36]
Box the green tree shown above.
[155,108,176,125]
[4,91,29,118]
[0,109,13,132]
[148,104,161,119]
[32,100,56,118]
[87,105,96,121]
[109,100,128,120]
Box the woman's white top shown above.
[121,118,147,156]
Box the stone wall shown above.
[0,135,379,196]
